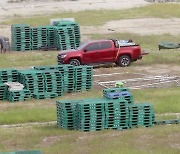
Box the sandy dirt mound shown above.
[81,18,180,36]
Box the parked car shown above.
[57,39,147,67]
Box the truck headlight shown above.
[60,54,67,58]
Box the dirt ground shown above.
[0,1,180,39]
[0,0,149,21]
[81,18,180,36]
[93,64,180,89]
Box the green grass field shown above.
[0,87,179,125]
[0,125,179,154]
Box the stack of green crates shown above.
[34,65,59,71]
[54,21,80,50]
[34,65,93,93]
[129,104,155,128]
[42,70,63,96]
[105,98,129,130]
[56,100,81,129]
[103,88,133,104]
[74,66,93,92]
[11,21,81,51]
[47,26,56,48]
[76,99,105,131]
[31,27,46,50]
[33,92,58,99]
[11,24,32,51]
[0,150,42,154]
[7,89,31,102]
[34,65,75,93]
[58,65,75,92]
[56,88,156,132]
[0,68,18,83]
[18,70,45,94]
[31,26,56,50]
[0,84,7,100]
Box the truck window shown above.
[101,42,112,49]
[85,43,99,51]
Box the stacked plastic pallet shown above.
[58,65,75,93]
[54,21,81,50]
[42,70,63,96]
[33,92,58,99]
[34,65,75,93]
[18,70,45,95]
[31,26,56,50]
[0,68,18,84]
[56,88,156,132]
[47,26,56,48]
[7,89,31,102]
[0,150,42,154]
[31,27,47,50]
[76,99,105,131]
[34,65,93,93]
[154,119,180,125]
[56,100,80,129]
[74,66,93,92]
[103,88,133,104]
[105,99,129,130]
[11,24,32,51]
[128,104,155,128]
[0,84,7,100]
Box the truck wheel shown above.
[118,55,131,67]
[69,59,80,66]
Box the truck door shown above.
[82,42,100,64]
[98,42,114,62]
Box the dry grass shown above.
[0,124,179,153]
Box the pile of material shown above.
[0,65,93,102]
[11,21,81,51]
[56,88,155,132]
[31,26,56,50]
[54,20,80,50]
[0,68,18,83]
[11,24,32,51]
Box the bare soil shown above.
[0,0,149,21]
[81,18,180,36]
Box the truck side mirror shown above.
[84,49,87,52]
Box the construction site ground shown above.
[0,0,180,153]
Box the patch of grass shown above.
[0,51,57,68]
[135,50,180,66]
[132,87,180,113]
[2,4,180,26]
[0,106,56,125]
[90,33,180,50]
[0,125,179,153]
[0,88,179,125]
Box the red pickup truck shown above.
[57,39,145,67]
